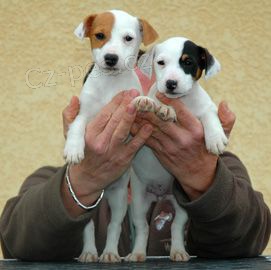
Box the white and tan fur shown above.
[64,10,158,263]
[126,37,227,262]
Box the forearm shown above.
[0,166,96,261]
[173,152,271,258]
[175,154,218,201]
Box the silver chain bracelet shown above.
[65,164,104,210]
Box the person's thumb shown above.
[218,101,236,137]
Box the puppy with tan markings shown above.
[127,37,227,262]
[64,10,158,263]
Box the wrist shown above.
[61,164,103,218]
[177,154,218,200]
[69,163,102,197]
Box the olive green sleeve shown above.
[173,152,271,258]
[0,165,97,261]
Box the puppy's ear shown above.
[137,46,156,79]
[139,19,159,46]
[74,14,97,40]
[199,47,221,80]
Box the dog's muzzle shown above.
[104,54,119,67]
[166,79,178,94]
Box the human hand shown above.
[68,89,153,199]
[131,93,236,200]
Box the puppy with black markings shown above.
[126,37,227,262]
[64,10,158,263]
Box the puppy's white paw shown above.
[133,96,157,112]
[170,249,190,262]
[63,137,85,164]
[99,252,121,263]
[78,252,98,263]
[156,105,177,121]
[125,252,146,262]
[205,129,228,155]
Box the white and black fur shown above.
[126,37,227,262]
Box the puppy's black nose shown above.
[166,80,178,92]
[104,54,119,67]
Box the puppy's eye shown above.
[95,32,105,40]
[125,35,133,42]
[157,60,165,66]
[184,58,192,65]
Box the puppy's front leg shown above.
[133,96,176,121]
[64,91,95,164]
[133,96,157,113]
[155,104,177,121]
[200,108,228,155]
[64,114,87,164]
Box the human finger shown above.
[62,96,80,138]
[136,111,187,143]
[97,89,139,144]
[144,136,164,154]
[111,103,137,145]
[125,124,153,157]
[218,101,236,137]
[62,96,80,123]
[89,91,126,133]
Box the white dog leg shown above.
[78,220,98,262]
[63,114,87,164]
[99,176,129,263]
[125,172,156,262]
[200,109,228,155]
[168,196,190,261]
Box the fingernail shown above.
[127,104,136,115]
[129,89,139,98]
[222,101,230,113]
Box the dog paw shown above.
[78,252,99,263]
[170,249,190,262]
[133,96,157,112]
[125,252,146,262]
[205,129,228,155]
[63,137,85,164]
[99,252,121,263]
[156,105,177,121]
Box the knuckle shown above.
[109,115,120,127]
[116,154,128,166]
[167,144,178,156]
[93,142,107,155]
[100,111,111,122]
[112,91,125,104]
[182,136,193,148]
[129,139,142,152]
[130,140,141,152]
[192,127,204,141]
